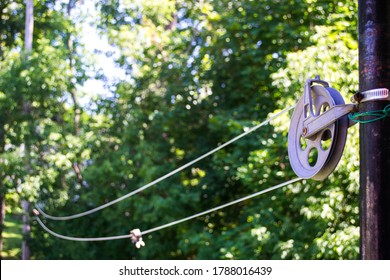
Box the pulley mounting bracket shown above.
[302,104,357,139]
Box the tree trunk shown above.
[67,0,84,186]
[67,0,80,136]
[0,194,5,259]
[21,200,30,260]
[24,0,34,52]
[0,1,6,251]
[0,115,5,259]
[21,0,34,260]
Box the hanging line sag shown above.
[36,104,296,221]
[35,177,303,242]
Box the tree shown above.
[32,0,355,259]
[2,0,360,259]
[0,0,86,259]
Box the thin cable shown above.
[35,216,130,241]
[141,177,302,235]
[36,104,296,221]
[35,177,302,242]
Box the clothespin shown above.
[130,229,145,248]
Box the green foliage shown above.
[2,0,360,260]
[2,215,23,260]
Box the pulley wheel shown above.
[288,85,348,180]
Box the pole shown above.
[358,0,390,259]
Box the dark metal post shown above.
[358,0,390,259]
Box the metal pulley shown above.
[288,76,356,180]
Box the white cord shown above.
[36,104,296,221]
[35,177,302,241]
[141,177,302,235]
[35,216,130,241]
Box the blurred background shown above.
[0,0,359,260]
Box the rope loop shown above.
[348,104,390,124]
